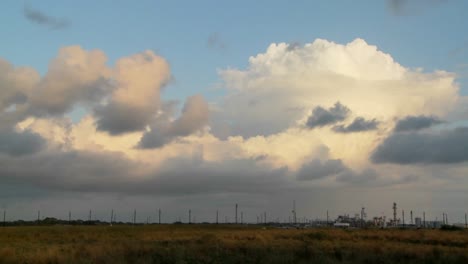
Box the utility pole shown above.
[133,209,136,225]
[235,204,238,224]
[216,210,218,224]
[465,213,467,229]
[410,210,413,225]
[89,210,92,222]
[189,209,191,224]
[158,209,161,224]
[326,210,329,226]
[68,211,71,224]
[37,210,40,223]
[361,207,366,228]
[110,209,114,225]
[293,200,297,225]
[3,210,5,227]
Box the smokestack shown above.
[402,210,405,226]
[410,210,413,225]
[423,211,426,228]
[393,202,397,226]
[326,210,329,226]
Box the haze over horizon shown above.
[0,0,467,223]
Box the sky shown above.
[0,0,467,224]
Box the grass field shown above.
[0,225,467,263]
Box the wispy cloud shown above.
[207,32,227,51]
[23,5,70,30]
[387,0,448,16]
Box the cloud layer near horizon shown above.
[1,38,466,209]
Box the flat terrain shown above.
[0,225,467,263]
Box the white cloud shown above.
[218,38,458,138]
[139,94,210,148]
[29,46,110,116]
[94,50,171,134]
[1,39,467,222]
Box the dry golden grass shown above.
[0,225,467,263]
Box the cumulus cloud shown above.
[0,38,466,220]
[218,38,457,137]
[3,47,172,138]
[372,127,468,164]
[296,159,346,181]
[23,5,70,30]
[394,115,443,132]
[0,59,39,128]
[28,46,110,116]
[333,117,379,133]
[138,95,209,148]
[306,102,350,129]
[94,51,171,135]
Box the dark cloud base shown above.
[394,115,443,132]
[372,127,468,164]
[306,102,350,129]
[297,159,346,180]
[0,129,45,156]
[333,117,379,133]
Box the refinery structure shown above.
[296,202,459,229]
[1,201,467,229]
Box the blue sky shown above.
[1,0,468,101]
[1,1,468,222]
